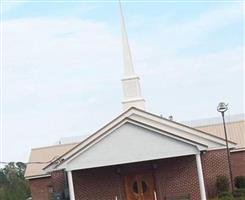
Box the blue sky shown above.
[2,1,244,162]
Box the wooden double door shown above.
[125,173,156,200]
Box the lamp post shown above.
[217,102,234,193]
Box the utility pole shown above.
[217,102,234,193]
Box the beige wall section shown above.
[25,143,77,179]
[195,120,245,148]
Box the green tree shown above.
[0,162,30,200]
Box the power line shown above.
[0,156,60,165]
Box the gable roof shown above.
[63,122,203,171]
[44,107,235,172]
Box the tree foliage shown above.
[0,162,30,200]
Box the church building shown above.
[25,4,245,200]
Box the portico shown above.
[66,154,207,200]
[45,107,233,200]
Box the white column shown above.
[67,170,75,200]
[196,153,207,200]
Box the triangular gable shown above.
[58,122,202,171]
[45,107,236,172]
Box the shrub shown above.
[217,176,230,193]
[233,189,245,197]
[234,197,245,200]
[218,191,233,198]
[235,176,245,189]
[218,196,234,200]
[218,192,234,200]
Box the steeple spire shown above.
[119,1,145,111]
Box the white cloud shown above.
[130,4,243,55]
[169,4,243,34]
[3,17,123,162]
[2,1,24,13]
[2,4,243,162]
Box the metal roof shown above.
[25,143,77,179]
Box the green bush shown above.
[233,189,245,197]
[210,188,245,200]
[217,176,230,193]
[219,196,234,200]
[234,197,245,200]
[219,191,233,197]
[218,192,234,200]
[235,176,245,189]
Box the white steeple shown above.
[119,1,145,111]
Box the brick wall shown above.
[73,166,125,200]
[155,155,200,200]
[231,150,245,178]
[202,149,230,198]
[29,171,65,200]
[72,155,201,200]
[72,151,233,200]
[51,170,66,193]
[29,177,52,200]
[28,149,238,200]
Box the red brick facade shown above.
[29,177,52,200]
[29,171,66,200]
[72,150,232,200]
[28,149,245,200]
[231,150,245,178]
[154,155,200,200]
[73,167,125,200]
[202,149,230,197]
[51,171,66,193]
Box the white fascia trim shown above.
[130,111,235,147]
[207,146,234,151]
[128,119,207,151]
[25,174,51,180]
[231,148,245,153]
[66,151,199,172]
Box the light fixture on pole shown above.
[217,102,234,193]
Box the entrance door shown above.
[125,173,155,200]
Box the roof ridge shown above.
[183,113,245,127]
